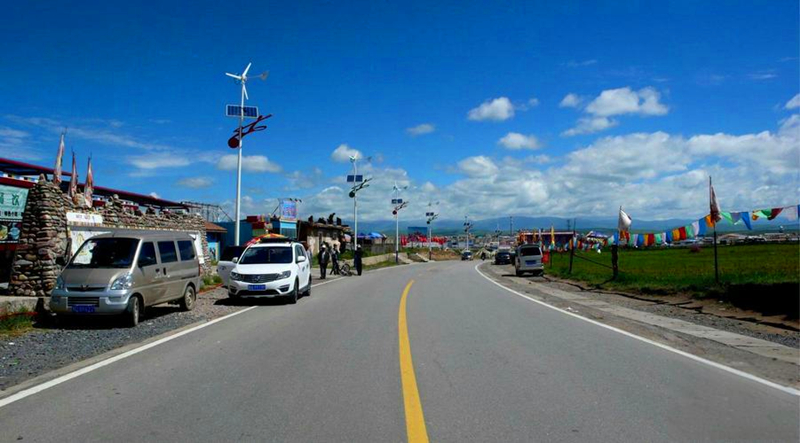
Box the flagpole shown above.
[711,177,720,284]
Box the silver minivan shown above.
[50,230,202,327]
[515,244,544,276]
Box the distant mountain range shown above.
[344,215,797,236]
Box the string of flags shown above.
[606,204,799,248]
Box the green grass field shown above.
[547,243,799,297]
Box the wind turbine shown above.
[225,62,268,246]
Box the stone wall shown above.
[8,176,211,297]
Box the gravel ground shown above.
[0,287,241,391]
[490,264,800,349]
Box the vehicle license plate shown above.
[72,305,95,313]
[248,284,267,291]
[526,260,537,265]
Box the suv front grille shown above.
[241,274,279,283]
[67,297,100,307]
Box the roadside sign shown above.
[226,105,259,118]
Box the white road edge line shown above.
[474,263,800,397]
[0,271,383,409]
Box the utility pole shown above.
[568,218,576,274]
[510,215,514,237]
[347,159,370,253]
[426,202,439,261]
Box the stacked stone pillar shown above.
[9,176,68,297]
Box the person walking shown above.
[319,244,329,279]
[354,246,363,276]
[480,250,486,261]
[331,245,340,275]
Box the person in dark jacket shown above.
[354,246,363,276]
[331,245,340,275]
[319,244,329,279]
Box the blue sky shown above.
[1,1,798,221]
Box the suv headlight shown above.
[110,273,134,290]
[278,270,292,280]
[230,271,242,281]
[55,275,65,290]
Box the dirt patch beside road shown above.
[0,288,242,392]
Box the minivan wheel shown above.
[305,276,312,297]
[179,285,196,311]
[125,296,142,327]
[287,280,298,304]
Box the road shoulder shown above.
[477,262,800,390]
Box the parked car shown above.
[217,245,246,287]
[50,230,201,327]
[515,244,544,276]
[494,250,512,265]
[461,250,473,261]
[227,241,311,304]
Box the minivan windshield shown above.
[69,238,139,269]
[239,246,293,264]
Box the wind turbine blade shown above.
[243,62,252,77]
[225,73,240,79]
[243,84,249,100]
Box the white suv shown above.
[515,244,544,276]
[227,242,311,304]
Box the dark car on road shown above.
[494,250,512,265]
[461,250,473,261]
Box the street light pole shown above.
[233,79,245,246]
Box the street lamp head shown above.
[349,190,356,198]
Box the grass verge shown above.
[546,243,799,317]
[0,308,37,337]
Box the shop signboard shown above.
[279,199,298,221]
[0,184,29,244]
[66,212,104,226]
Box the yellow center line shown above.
[398,280,430,443]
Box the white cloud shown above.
[468,97,515,121]
[127,152,192,169]
[406,123,436,136]
[562,116,618,136]
[749,71,777,81]
[527,98,540,107]
[559,93,582,108]
[177,177,213,189]
[0,126,38,160]
[498,132,541,150]
[149,192,160,199]
[458,156,499,177]
[785,94,800,110]
[585,87,668,117]
[331,144,362,162]
[563,87,667,136]
[0,127,29,139]
[216,154,282,173]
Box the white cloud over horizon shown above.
[293,115,799,223]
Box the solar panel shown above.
[226,105,259,118]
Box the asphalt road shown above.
[0,261,797,442]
